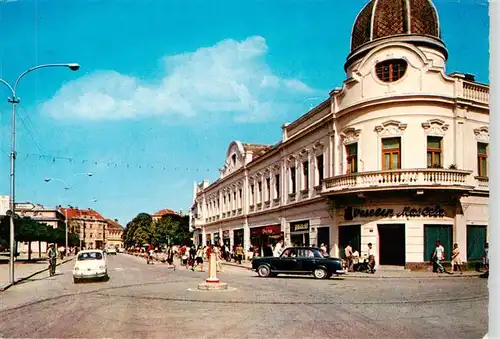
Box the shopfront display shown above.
[233,228,244,249]
[290,220,310,246]
[223,230,230,248]
[250,225,282,257]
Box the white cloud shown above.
[40,36,317,123]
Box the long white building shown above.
[189,0,489,268]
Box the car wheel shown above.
[313,268,327,279]
[257,265,271,277]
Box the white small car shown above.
[73,250,108,283]
[106,247,117,255]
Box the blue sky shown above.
[0,0,490,225]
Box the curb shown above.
[0,257,75,292]
[221,262,483,279]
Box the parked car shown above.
[73,250,108,283]
[106,247,117,255]
[252,247,345,279]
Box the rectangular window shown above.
[239,189,242,208]
[290,166,296,194]
[346,143,358,173]
[266,178,271,201]
[477,142,488,177]
[427,136,442,168]
[250,185,255,205]
[302,161,309,190]
[223,196,226,211]
[382,137,401,170]
[275,174,280,199]
[233,192,236,210]
[316,154,324,184]
[258,181,262,203]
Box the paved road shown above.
[0,254,488,339]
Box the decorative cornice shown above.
[474,126,489,142]
[340,127,362,144]
[421,118,449,136]
[374,120,408,136]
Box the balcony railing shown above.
[461,82,489,104]
[323,168,473,194]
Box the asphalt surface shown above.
[0,253,488,339]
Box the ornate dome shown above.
[346,0,447,70]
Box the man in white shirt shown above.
[273,240,284,257]
[433,240,445,273]
[58,245,65,260]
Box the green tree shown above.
[123,213,154,248]
[154,215,192,246]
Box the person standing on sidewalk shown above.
[344,243,353,272]
[451,243,462,274]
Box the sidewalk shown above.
[221,261,484,279]
[0,255,75,292]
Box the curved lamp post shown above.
[44,172,93,252]
[0,63,80,284]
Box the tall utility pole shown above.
[0,63,80,284]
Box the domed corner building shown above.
[190,0,489,269]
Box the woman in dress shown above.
[451,243,462,274]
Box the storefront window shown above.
[427,136,442,168]
[382,137,401,170]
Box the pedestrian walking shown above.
[483,242,489,271]
[432,240,446,273]
[273,239,284,257]
[235,244,244,264]
[166,245,176,270]
[193,246,204,272]
[451,243,462,274]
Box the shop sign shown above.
[290,221,310,233]
[223,230,230,238]
[344,205,445,220]
[251,225,281,236]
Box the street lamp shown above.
[44,173,93,253]
[0,63,80,284]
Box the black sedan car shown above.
[251,247,345,279]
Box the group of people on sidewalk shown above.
[432,241,489,275]
[343,242,376,274]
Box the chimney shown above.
[114,219,118,223]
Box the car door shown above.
[297,249,316,272]
[274,248,299,272]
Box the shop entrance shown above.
[317,227,330,249]
[233,229,244,250]
[378,224,405,266]
[339,225,361,258]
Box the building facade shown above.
[60,207,107,250]
[105,219,124,249]
[190,0,489,266]
[15,202,66,254]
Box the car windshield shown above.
[78,252,103,260]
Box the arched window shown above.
[231,154,236,165]
[375,59,408,83]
